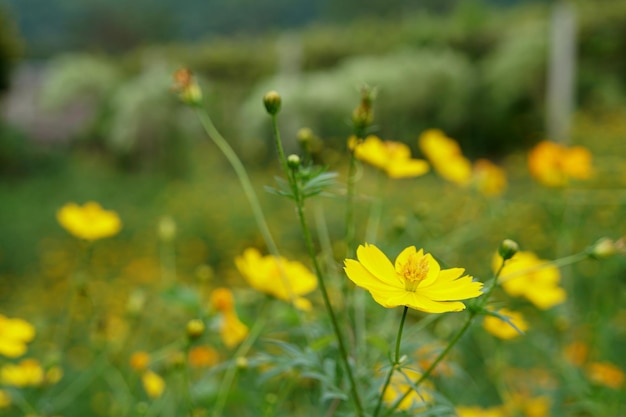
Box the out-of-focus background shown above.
[1,2,626,416]
[2,0,626,297]
[2,0,626,301]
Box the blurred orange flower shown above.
[57,201,121,241]
[495,251,566,310]
[209,288,249,348]
[0,358,44,387]
[418,129,472,185]
[344,244,482,313]
[473,159,507,196]
[563,341,589,367]
[235,248,317,311]
[349,135,429,179]
[528,141,592,187]
[130,351,151,372]
[188,346,219,368]
[483,308,529,340]
[0,315,35,358]
[585,361,625,389]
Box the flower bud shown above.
[297,128,313,145]
[498,239,519,261]
[158,216,177,242]
[287,154,301,170]
[186,319,205,339]
[589,237,625,259]
[263,90,281,115]
[173,68,203,106]
[352,86,376,133]
[236,356,248,369]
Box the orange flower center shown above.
[401,254,429,292]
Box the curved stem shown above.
[270,114,364,416]
[373,306,409,417]
[194,109,280,260]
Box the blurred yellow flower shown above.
[130,351,151,372]
[45,366,63,385]
[188,346,219,368]
[349,135,429,179]
[528,141,592,187]
[0,315,35,358]
[0,358,44,387]
[381,368,432,412]
[57,201,122,241]
[418,129,472,185]
[235,248,317,311]
[483,308,529,340]
[141,370,165,398]
[344,244,482,313]
[495,251,566,310]
[220,311,249,349]
[585,361,625,389]
[456,405,505,417]
[209,288,249,348]
[0,389,10,408]
[505,394,551,417]
[472,159,507,196]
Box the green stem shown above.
[194,109,281,260]
[373,306,409,417]
[345,148,358,258]
[270,114,364,417]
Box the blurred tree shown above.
[0,6,21,93]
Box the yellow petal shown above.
[386,159,429,179]
[356,244,403,288]
[345,259,399,293]
[419,275,483,301]
[387,292,467,313]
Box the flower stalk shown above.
[268,110,365,416]
[373,305,409,417]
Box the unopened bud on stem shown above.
[263,91,282,115]
[287,154,301,170]
[499,239,519,261]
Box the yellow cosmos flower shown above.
[209,288,249,348]
[0,315,36,358]
[381,368,432,412]
[495,251,566,310]
[418,129,472,185]
[483,308,529,340]
[349,135,429,179]
[0,389,10,408]
[528,140,592,187]
[472,159,507,196]
[0,358,44,387]
[57,201,122,241]
[585,361,625,389]
[344,244,482,313]
[141,370,165,398]
[456,405,506,417]
[235,248,317,311]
